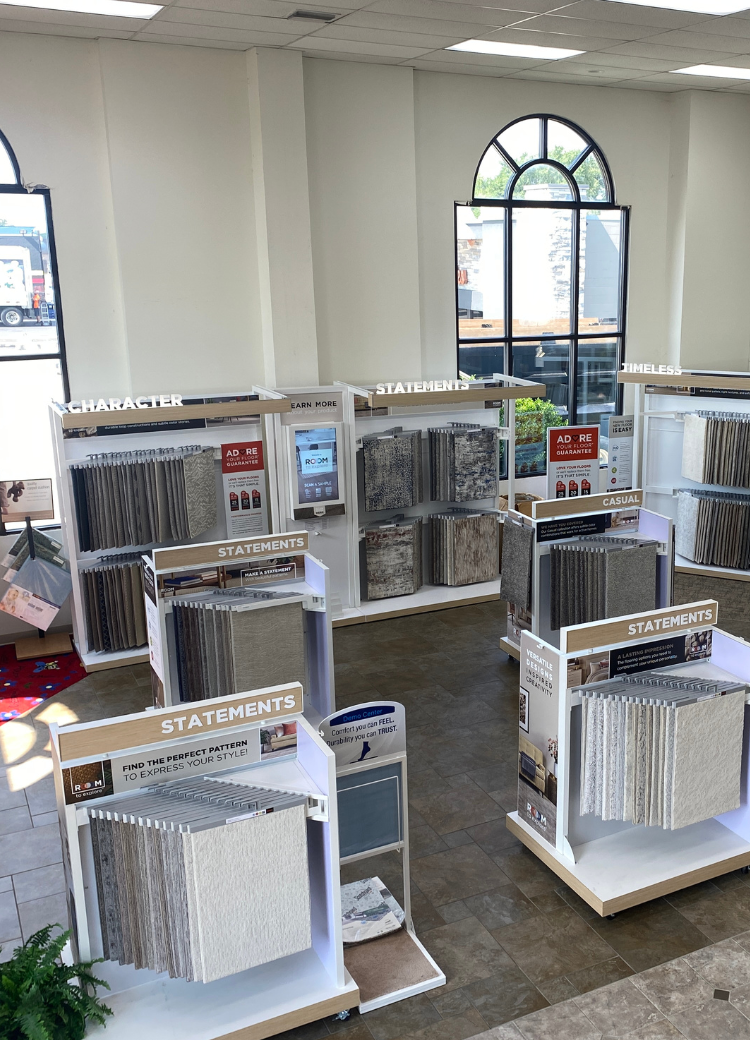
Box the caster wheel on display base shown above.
[332,1011,351,1022]
[607,913,617,919]
[742,866,750,875]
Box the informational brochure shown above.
[221,441,268,538]
[546,425,599,500]
[340,876,405,945]
[606,415,634,492]
[0,478,54,522]
[0,528,71,631]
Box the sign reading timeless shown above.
[64,394,184,413]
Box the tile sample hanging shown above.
[500,517,533,611]
[88,775,311,982]
[577,669,746,830]
[681,411,750,489]
[430,511,499,586]
[70,446,217,552]
[429,425,499,503]
[365,515,423,599]
[172,590,306,702]
[676,488,750,569]
[362,428,423,512]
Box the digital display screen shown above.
[294,427,340,506]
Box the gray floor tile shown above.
[566,957,634,995]
[0,876,11,893]
[421,916,515,992]
[32,811,58,827]
[668,999,750,1038]
[0,806,32,836]
[0,776,27,812]
[410,783,503,837]
[0,937,23,963]
[364,992,441,1040]
[493,907,617,986]
[589,900,712,973]
[619,1023,683,1039]
[24,775,56,816]
[465,968,549,1027]
[535,977,580,1004]
[466,819,519,857]
[666,882,750,942]
[17,892,69,941]
[683,938,750,989]
[463,885,538,931]
[411,845,511,907]
[12,862,65,904]
[463,1027,523,1040]
[573,979,665,1037]
[437,901,473,924]
[0,889,20,943]
[514,999,601,1039]
[0,823,62,876]
[632,957,715,1014]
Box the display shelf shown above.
[332,580,500,626]
[79,645,150,672]
[499,636,520,661]
[675,554,750,583]
[506,811,750,917]
[87,948,359,1040]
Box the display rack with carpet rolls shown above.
[499,490,674,660]
[50,684,360,1040]
[285,375,546,626]
[507,599,750,916]
[620,368,750,640]
[49,393,291,673]
[143,530,335,722]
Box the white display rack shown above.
[502,491,674,656]
[144,531,335,722]
[324,375,545,626]
[621,368,750,583]
[50,685,359,1040]
[49,392,291,673]
[507,603,750,916]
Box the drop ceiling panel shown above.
[643,29,750,52]
[517,13,670,38]
[134,30,251,45]
[159,8,308,33]
[307,23,463,46]
[333,10,508,37]
[411,47,552,66]
[406,57,519,74]
[553,1,706,30]
[0,5,147,28]
[0,18,133,36]
[144,20,296,42]
[637,69,747,84]
[676,15,750,37]
[365,0,543,27]
[547,58,657,76]
[287,34,434,56]
[480,25,626,49]
[564,49,684,69]
[605,39,737,60]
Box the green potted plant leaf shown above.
[0,925,112,1040]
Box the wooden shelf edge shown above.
[60,399,290,430]
[332,592,499,627]
[499,637,520,661]
[221,987,359,1040]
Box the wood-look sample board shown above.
[50,685,359,1040]
[506,601,750,916]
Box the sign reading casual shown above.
[546,425,599,500]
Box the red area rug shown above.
[0,643,86,724]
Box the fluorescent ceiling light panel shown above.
[603,0,750,14]
[673,63,750,77]
[0,0,162,16]
[448,39,584,60]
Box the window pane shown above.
[0,192,61,357]
[0,358,65,522]
[547,120,587,167]
[0,141,15,185]
[512,165,574,201]
[511,342,569,478]
[577,339,619,456]
[497,118,541,166]
[458,342,505,380]
[512,207,573,336]
[474,146,513,200]
[574,152,608,202]
[579,211,622,335]
[457,205,505,339]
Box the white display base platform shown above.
[332,580,500,627]
[357,931,445,1014]
[675,554,750,583]
[499,636,520,661]
[77,643,150,673]
[86,948,359,1040]
[506,811,750,917]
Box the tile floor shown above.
[0,601,748,1040]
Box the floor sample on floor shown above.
[0,643,86,722]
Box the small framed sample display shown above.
[290,425,344,509]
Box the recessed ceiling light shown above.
[448,39,584,60]
[0,0,162,15]
[673,63,750,78]
[604,0,750,14]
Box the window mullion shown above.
[571,206,581,427]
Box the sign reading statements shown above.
[563,601,718,654]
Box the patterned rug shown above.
[0,643,86,724]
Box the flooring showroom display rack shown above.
[49,392,291,673]
[51,683,360,1040]
[507,600,750,916]
[500,489,675,661]
[621,367,750,587]
[309,375,546,626]
[144,530,335,722]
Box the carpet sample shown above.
[431,511,499,586]
[429,425,499,503]
[362,429,423,512]
[500,518,533,610]
[80,556,147,654]
[365,516,423,599]
[676,489,750,569]
[681,411,750,489]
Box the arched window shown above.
[456,115,628,473]
[0,129,68,525]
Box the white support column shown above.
[247,47,319,388]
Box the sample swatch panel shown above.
[89,777,311,982]
[549,537,658,631]
[676,488,750,569]
[682,411,750,489]
[362,429,423,512]
[429,426,499,503]
[70,446,217,552]
[500,519,533,611]
[578,670,746,830]
[172,592,306,702]
[81,558,147,653]
[365,517,423,599]
[430,512,499,586]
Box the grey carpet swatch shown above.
[70,446,216,551]
[676,488,750,569]
[88,777,311,983]
[500,518,533,610]
[576,670,746,830]
[362,429,423,512]
[681,411,750,488]
[431,511,499,587]
[549,536,658,631]
[365,515,423,599]
[429,425,499,503]
[80,556,147,654]
[172,591,306,702]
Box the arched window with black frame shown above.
[0,128,69,527]
[455,114,628,475]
